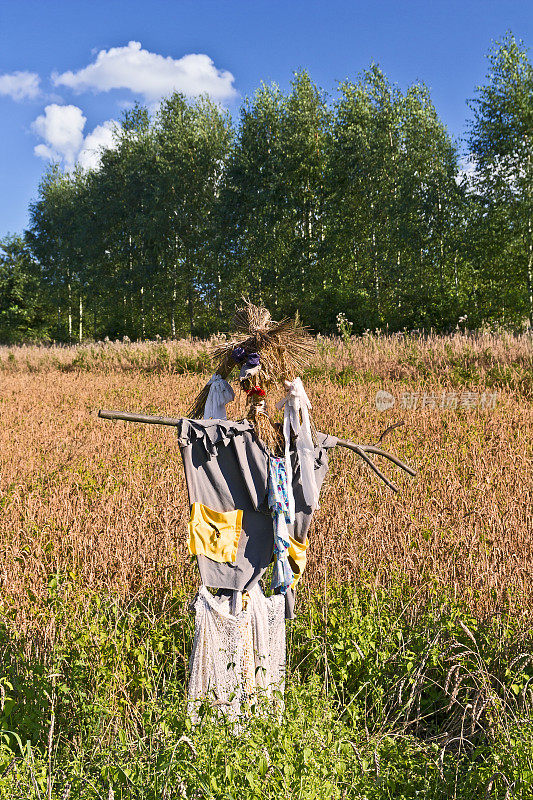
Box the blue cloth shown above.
[268,456,294,594]
[232,346,246,363]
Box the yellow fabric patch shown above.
[188,503,243,564]
[288,535,309,587]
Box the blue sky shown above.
[1,0,531,238]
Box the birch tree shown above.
[468,33,533,328]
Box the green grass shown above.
[2,333,531,398]
[0,579,532,798]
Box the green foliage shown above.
[3,36,531,344]
[0,580,532,797]
[467,32,533,328]
[0,235,51,342]
[321,64,464,333]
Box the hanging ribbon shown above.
[268,457,294,594]
[275,377,319,513]
[203,374,235,420]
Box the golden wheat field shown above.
[1,333,532,637]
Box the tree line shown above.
[1,33,531,343]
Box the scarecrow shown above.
[99,301,415,719]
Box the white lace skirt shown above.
[187,584,286,721]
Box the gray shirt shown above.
[177,418,337,617]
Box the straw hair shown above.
[187,299,316,421]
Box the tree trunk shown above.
[172,235,180,338]
[216,272,222,315]
[438,190,444,291]
[171,280,177,339]
[527,219,533,329]
[187,254,194,335]
[79,295,83,343]
[527,180,533,330]
[372,229,381,322]
[188,285,194,335]
[526,152,533,329]
[140,285,145,339]
[67,280,72,340]
[128,234,133,336]
[397,250,401,310]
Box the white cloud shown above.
[77,120,117,170]
[52,40,237,102]
[34,143,56,160]
[32,103,116,171]
[32,104,86,169]
[0,70,40,101]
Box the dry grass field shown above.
[0,332,532,798]
[1,332,531,636]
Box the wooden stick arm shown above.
[98,409,183,427]
[98,410,417,493]
[333,437,417,493]
[359,445,417,477]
